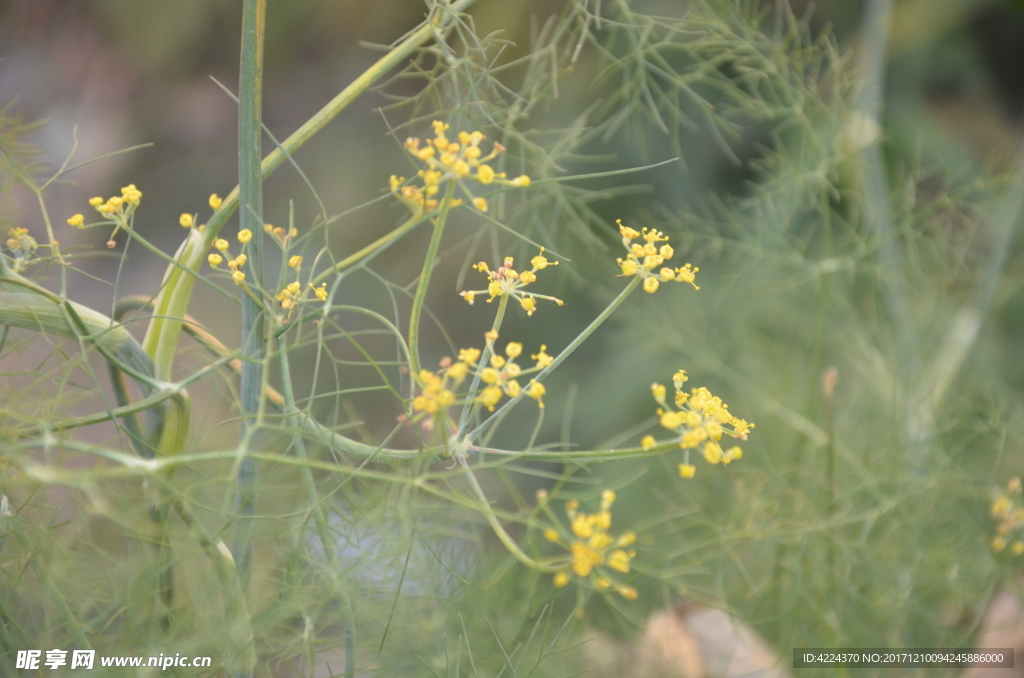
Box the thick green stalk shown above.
[408,181,457,375]
[232,0,266,588]
[140,0,477,379]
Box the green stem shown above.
[310,213,425,288]
[456,295,508,434]
[458,457,560,573]
[408,181,457,375]
[465,276,642,443]
[232,0,266,595]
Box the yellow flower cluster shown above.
[640,370,753,478]
[991,477,1024,555]
[405,340,552,429]
[71,184,144,247]
[5,227,37,256]
[460,249,562,316]
[476,340,549,411]
[275,279,328,314]
[615,220,699,293]
[84,183,143,220]
[208,229,253,286]
[4,227,37,271]
[543,490,638,600]
[389,121,530,215]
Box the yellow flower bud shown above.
[476,165,495,184]
[67,214,85,228]
[237,228,252,244]
[179,213,194,228]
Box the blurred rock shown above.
[585,603,790,678]
[963,588,1024,678]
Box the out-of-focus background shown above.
[6,0,1024,675]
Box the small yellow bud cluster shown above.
[274,279,328,316]
[263,222,299,245]
[991,477,1024,556]
[275,281,302,310]
[208,227,256,286]
[460,248,562,316]
[542,490,639,600]
[4,227,38,271]
[615,220,698,293]
[79,184,144,247]
[641,370,753,479]
[476,340,549,411]
[388,122,530,215]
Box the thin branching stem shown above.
[409,180,458,375]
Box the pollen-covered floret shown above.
[543,490,639,600]
[388,122,530,215]
[460,249,562,315]
[615,219,699,293]
[643,370,753,478]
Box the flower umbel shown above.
[475,340,550,411]
[388,122,530,216]
[80,184,143,247]
[990,477,1024,556]
[615,220,698,293]
[460,248,562,316]
[4,227,38,272]
[543,490,639,600]
[644,370,753,478]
